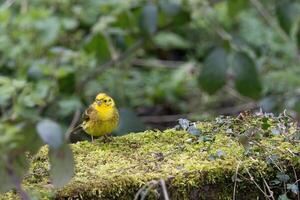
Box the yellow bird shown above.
[71,93,119,141]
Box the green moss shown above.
[1,114,300,199]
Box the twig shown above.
[65,107,81,141]
[132,58,186,69]
[267,155,283,172]
[249,0,289,42]
[134,180,158,200]
[225,86,255,103]
[6,159,30,200]
[134,179,170,200]
[134,184,149,200]
[260,173,275,200]
[160,179,170,200]
[245,167,272,199]
[0,0,15,10]
[251,141,284,172]
[215,102,259,115]
[262,183,267,200]
[286,148,298,157]
[292,166,300,200]
[103,32,119,61]
[233,162,241,200]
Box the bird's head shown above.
[94,93,116,109]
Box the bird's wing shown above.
[82,105,95,122]
[70,105,97,134]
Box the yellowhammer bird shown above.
[71,93,119,141]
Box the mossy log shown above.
[1,114,300,200]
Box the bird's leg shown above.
[91,135,94,142]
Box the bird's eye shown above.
[104,99,107,103]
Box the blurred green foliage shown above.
[0,0,300,196]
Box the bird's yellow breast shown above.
[82,104,119,137]
[94,103,116,120]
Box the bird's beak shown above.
[96,100,102,106]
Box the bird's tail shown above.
[70,124,83,134]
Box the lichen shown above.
[1,114,299,200]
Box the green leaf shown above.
[0,77,15,106]
[178,118,190,130]
[172,7,190,26]
[287,183,299,194]
[159,1,181,16]
[36,119,63,149]
[276,172,290,182]
[198,48,228,94]
[227,0,248,18]
[216,149,225,158]
[112,33,127,51]
[57,68,75,94]
[61,18,78,30]
[158,2,190,27]
[28,65,43,80]
[0,162,14,192]
[278,193,291,200]
[232,52,262,99]
[115,12,130,28]
[187,126,201,136]
[10,155,29,179]
[140,3,158,35]
[266,154,279,164]
[153,32,191,50]
[49,144,74,188]
[84,33,111,61]
[276,2,299,34]
[20,123,43,154]
[0,155,29,192]
[35,17,60,45]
